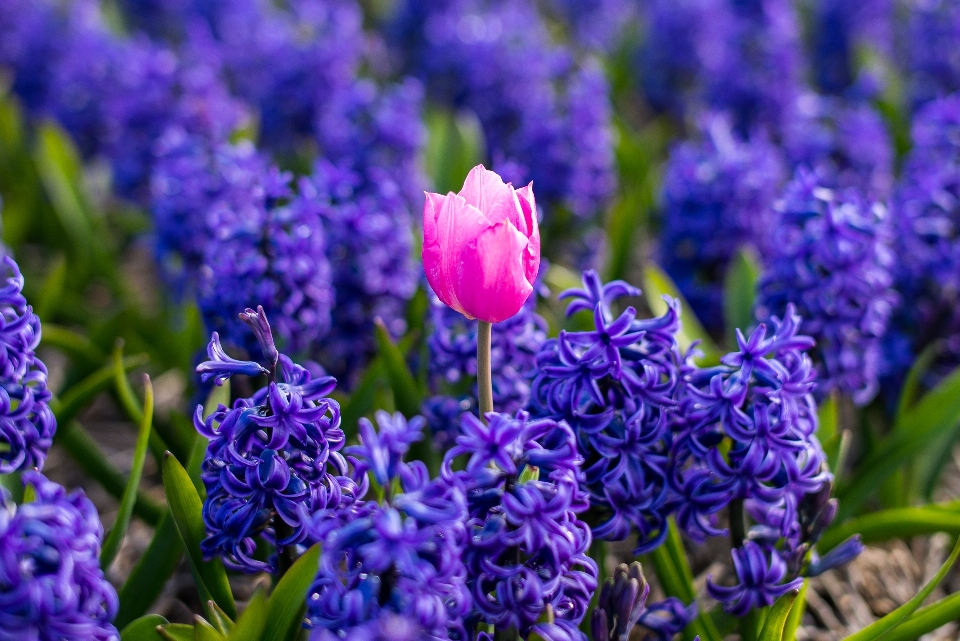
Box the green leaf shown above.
[374,319,422,418]
[340,358,385,437]
[881,590,960,641]
[226,588,268,641]
[783,581,807,641]
[895,342,938,423]
[56,420,163,525]
[163,453,237,619]
[32,121,94,262]
[35,254,67,321]
[52,353,149,426]
[722,246,761,348]
[758,589,800,641]
[648,519,722,641]
[119,615,169,641]
[642,262,721,363]
[115,421,203,629]
[40,324,106,368]
[262,544,321,641]
[101,375,154,568]
[820,506,960,552]
[115,513,183,629]
[424,107,484,194]
[193,617,226,641]
[157,624,195,641]
[838,365,960,518]
[207,602,235,636]
[112,343,167,462]
[842,536,960,641]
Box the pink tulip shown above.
[422,165,540,323]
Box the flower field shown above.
[2,0,960,640]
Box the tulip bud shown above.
[422,164,540,323]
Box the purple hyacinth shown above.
[902,0,960,106]
[195,308,351,573]
[659,114,786,330]
[810,0,893,95]
[590,562,697,641]
[307,412,470,640]
[529,270,685,552]
[707,541,803,616]
[702,0,803,134]
[783,94,894,198]
[424,281,547,444]
[441,410,597,636]
[671,306,828,542]
[0,256,55,474]
[757,170,897,405]
[388,0,616,221]
[194,155,334,355]
[887,94,960,388]
[0,472,118,640]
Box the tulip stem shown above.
[477,321,494,418]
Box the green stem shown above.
[730,498,746,548]
[275,518,298,579]
[477,321,494,417]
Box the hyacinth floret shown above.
[0,256,55,474]
[195,307,349,573]
[308,412,470,641]
[530,270,684,552]
[441,410,596,636]
[757,170,897,405]
[707,541,802,616]
[0,472,118,640]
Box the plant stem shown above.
[275,518,298,579]
[729,498,746,548]
[477,321,494,417]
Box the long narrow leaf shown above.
[722,246,761,348]
[374,319,422,418]
[163,453,237,619]
[40,323,105,366]
[642,262,721,363]
[119,615,169,641]
[194,617,226,641]
[57,420,163,525]
[842,536,960,641]
[783,581,807,641]
[820,507,960,552]
[157,625,194,641]
[101,375,154,568]
[52,353,149,426]
[226,589,268,641]
[881,591,960,641]
[758,590,800,641]
[115,513,182,629]
[838,366,960,517]
[262,544,321,641]
[113,343,166,460]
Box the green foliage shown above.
[757,590,800,641]
[722,246,761,348]
[119,615,170,641]
[262,544,321,641]
[424,107,484,193]
[642,261,721,363]
[162,453,238,620]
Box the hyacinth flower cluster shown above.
[902,0,960,106]
[0,472,118,640]
[809,0,893,96]
[0,256,55,474]
[441,410,597,637]
[672,307,857,614]
[388,0,616,223]
[529,270,684,551]
[590,562,697,641]
[307,411,470,640]
[423,281,548,446]
[758,171,897,405]
[782,94,893,198]
[194,307,352,573]
[887,94,960,388]
[659,114,785,330]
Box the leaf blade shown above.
[758,589,800,641]
[262,544,321,641]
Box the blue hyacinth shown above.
[758,171,897,405]
[0,472,119,640]
[195,307,353,573]
[659,114,786,330]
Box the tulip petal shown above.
[456,220,533,322]
[459,165,517,225]
[515,182,541,287]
